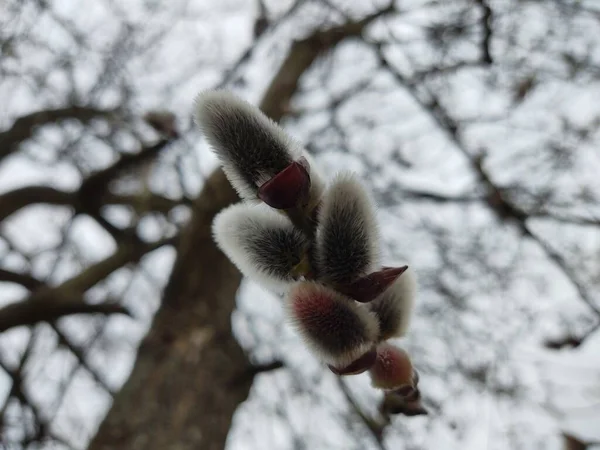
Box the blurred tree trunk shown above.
[88,11,390,450]
[89,170,245,450]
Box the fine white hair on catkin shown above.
[369,267,417,340]
[212,203,308,293]
[286,281,379,368]
[300,150,325,210]
[316,172,380,285]
[195,90,303,201]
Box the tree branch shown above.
[336,377,387,450]
[0,186,75,221]
[0,268,45,291]
[401,187,483,203]
[0,235,176,333]
[374,46,600,321]
[474,0,493,64]
[0,295,129,333]
[0,106,115,163]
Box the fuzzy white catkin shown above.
[369,268,417,340]
[287,282,380,368]
[195,90,325,206]
[212,203,308,293]
[316,172,381,285]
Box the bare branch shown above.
[374,45,600,320]
[0,235,176,333]
[0,268,45,291]
[0,186,74,221]
[0,106,115,163]
[0,185,187,222]
[0,296,129,333]
[336,377,387,450]
[474,0,493,64]
[400,187,483,203]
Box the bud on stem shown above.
[316,173,380,285]
[287,282,379,368]
[369,343,415,390]
[213,203,309,292]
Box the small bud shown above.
[381,390,428,416]
[212,203,309,292]
[339,266,408,303]
[195,90,303,202]
[258,159,311,209]
[316,172,380,285]
[369,267,417,340]
[287,282,379,368]
[369,343,414,390]
[328,347,377,375]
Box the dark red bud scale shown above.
[258,160,311,209]
[328,347,377,376]
[340,266,408,303]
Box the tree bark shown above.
[89,10,392,450]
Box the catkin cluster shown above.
[195,90,425,415]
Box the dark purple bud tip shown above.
[393,384,420,402]
[341,266,409,303]
[328,348,377,376]
[381,391,428,416]
[258,160,311,209]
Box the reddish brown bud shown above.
[369,343,414,390]
[382,393,428,416]
[287,282,379,368]
[328,347,377,376]
[378,362,427,416]
[340,266,408,303]
[258,160,311,209]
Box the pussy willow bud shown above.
[381,386,428,416]
[212,203,310,292]
[287,282,379,368]
[339,266,408,303]
[316,172,380,285]
[369,343,415,390]
[369,267,416,340]
[195,90,323,206]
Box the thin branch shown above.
[52,325,114,393]
[0,186,74,221]
[0,106,115,163]
[0,235,177,333]
[336,377,387,450]
[228,360,285,386]
[60,235,177,293]
[0,358,72,448]
[0,185,188,222]
[530,211,600,227]
[545,322,600,349]
[0,297,129,333]
[259,2,395,121]
[474,0,493,64]
[400,187,483,203]
[374,45,600,321]
[0,268,45,291]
